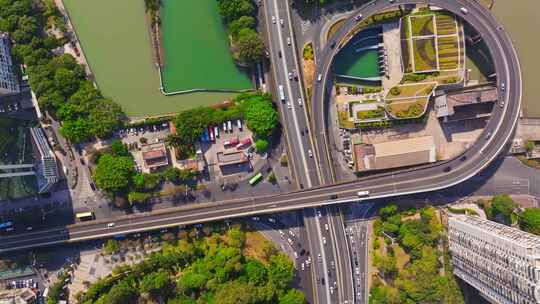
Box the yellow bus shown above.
[75,211,95,221]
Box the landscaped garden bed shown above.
[412,37,438,72]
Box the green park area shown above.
[386,97,428,119]
[410,15,435,36]
[160,0,252,93]
[62,225,304,304]
[63,0,241,117]
[370,205,464,303]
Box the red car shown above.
[236,138,252,149]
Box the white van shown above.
[357,190,370,197]
[317,74,322,82]
[237,119,242,131]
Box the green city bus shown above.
[249,172,263,186]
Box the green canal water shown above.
[63,0,241,117]
[492,0,540,118]
[160,0,252,93]
[334,49,381,80]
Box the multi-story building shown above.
[448,215,540,304]
[29,127,59,193]
[0,32,20,95]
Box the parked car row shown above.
[340,129,354,169]
[0,102,20,113]
[202,119,243,143]
[116,122,169,137]
[6,278,38,290]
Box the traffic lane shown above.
[0,162,493,250]
[303,209,331,304]
[264,0,313,189]
[327,211,354,302]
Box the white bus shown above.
[278,85,285,101]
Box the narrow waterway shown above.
[492,0,540,118]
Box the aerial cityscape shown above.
[0,0,539,303]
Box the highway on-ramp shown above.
[0,7,521,304]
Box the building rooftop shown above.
[217,150,248,166]
[0,288,36,304]
[451,215,540,249]
[141,142,168,170]
[354,136,436,172]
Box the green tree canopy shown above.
[488,194,517,225]
[279,288,306,304]
[94,154,134,193]
[519,208,540,235]
[236,28,265,65]
[268,253,294,290]
[217,0,255,23]
[242,93,278,138]
[255,138,269,152]
[228,15,256,38]
[140,270,171,298]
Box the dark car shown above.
[330,194,338,199]
[443,166,452,173]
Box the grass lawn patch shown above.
[356,106,386,120]
[410,15,435,37]
[386,83,435,99]
[392,244,410,271]
[63,0,243,117]
[338,109,356,129]
[387,98,428,119]
[244,230,272,263]
[412,37,438,72]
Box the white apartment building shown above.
[0,32,20,95]
[448,215,540,304]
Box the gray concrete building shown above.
[29,127,59,193]
[0,32,20,95]
[448,215,540,304]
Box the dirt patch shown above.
[244,231,272,263]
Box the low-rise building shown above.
[448,215,540,304]
[435,86,496,121]
[0,288,36,304]
[141,142,169,172]
[353,135,436,172]
[217,149,248,167]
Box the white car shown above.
[280,18,284,26]
[322,237,327,245]
[297,98,302,106]
[460,7,468,14]
[316,210,322,217]
[308,149,313,158]
[107,222,115,228]
[287,37,291,45]
[324,223,329,231]
[272,16,276,24]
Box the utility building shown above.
[353,135,436,172]
[448,215,540,304]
